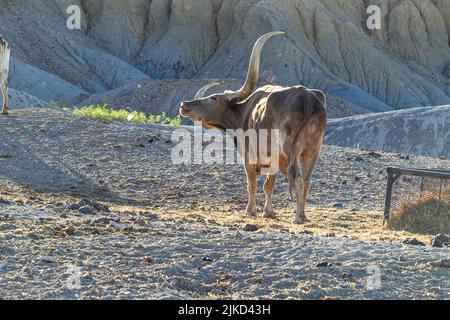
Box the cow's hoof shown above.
[246,211,257,218]
[1,111,8,115]
[245,203,257,217]
[263,210,277,219]
[292,215,308,225]
[245,209,257,217]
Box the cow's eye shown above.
[211,96,217,101]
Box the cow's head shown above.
[180,31,284,130]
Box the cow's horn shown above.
[227,31,285,101]
[195,82,221,99]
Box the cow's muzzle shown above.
[179,102,191,117]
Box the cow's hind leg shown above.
[301,151,320,211]
[263,174,277,219]
[288,157,307,224]
[244,164,258,217]
[1,82,8,115]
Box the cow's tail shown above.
[286,90,318,199]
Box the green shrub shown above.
[72,103,182,126]
[147,112,182,126]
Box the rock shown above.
[77,199,92,207]
[109,221,127,230]
[8,88,50,110]
[332,202,344,208]
[326,106,450,158]
[79,205,95,215]
[0,223,16,231]
[397,154,410,160]
[39,256,56,264]
[28,232,44,240]
[243,224,259,232]
[365,151,382,158]
[341,272,352,279]
[0,198,12,205]
[1,246,15,256]
[142,256,153,264]
[93,203,110,213]
[63,227,78,236]
[316,262,333,268]
[75,200,109,213]
[430,234,450,248]
[429,259,450,268]
[202,257,214,263]
[66,203,80,211]
[93,217,110,225]
[401,238,426,246]
[10,57,87,105]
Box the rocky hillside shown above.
[325,105,450,158]
[1,0,450,115]
[78,78,367,118]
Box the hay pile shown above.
[387,187,450,234]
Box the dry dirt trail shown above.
[0,108,449,299]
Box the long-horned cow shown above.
[180,32,327,224]
[0,35,10,115]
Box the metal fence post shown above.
[384,167,401,220]
[384,167,394,220]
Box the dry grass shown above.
[0,187,437,244]
[149,204,435,244]
[386,187,450,235]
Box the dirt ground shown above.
[1,109,448,242]
[0,109,448,299]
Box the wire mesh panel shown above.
[384,167,450,234]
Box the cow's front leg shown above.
[245,164,257,217]
[263,174,277,219]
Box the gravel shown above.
[0,109,448,299]
[0,204,448,300]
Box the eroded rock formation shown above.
[0,0,449,113]
[325,105,450,158]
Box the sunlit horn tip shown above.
[259,31,285,40]
[270,31,285,36]
[194,82,221,100]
